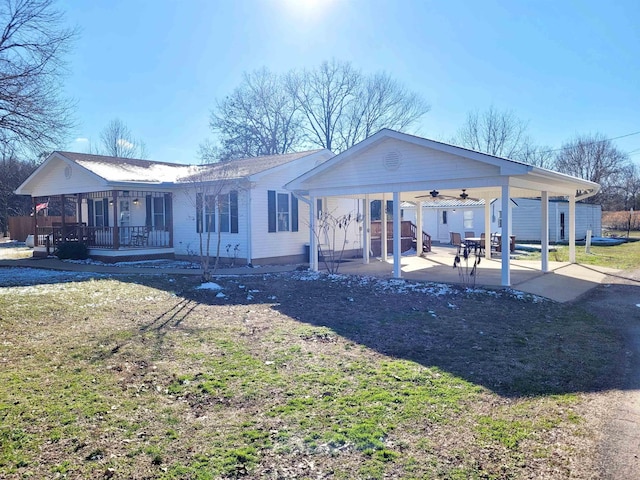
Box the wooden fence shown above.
[8,216,76,242]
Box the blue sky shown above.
[59,0,640,164]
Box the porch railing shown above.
[35,225,171,250]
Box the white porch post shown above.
[415,201,423,256]
[246,188,252,266]
[569,194,576,263]
[484,197,491,258]
[381,194,388,261]
[393,191,401,278]
[363,196,370,264]
[541,191,549,272]
[309,195,318,271]
[501,184,511,286]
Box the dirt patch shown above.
[575,268,640,479]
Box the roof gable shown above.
[15,153,107,196]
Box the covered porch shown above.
[31,189,174,260]
[286,129,601,287]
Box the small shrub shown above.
[56,242,89,260]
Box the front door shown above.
[437,209,450,243]
[119,200,130,245]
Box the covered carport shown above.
[286,129,600,287]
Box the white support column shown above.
[363,196,370,264]
[484,197,492,258]
[393,192,402,278]
[541,191,549,272]
[246,188,253,266]
[569,194,576,263]
[381,194,388,261]
[501,185,511,286]
[309,195,318,271]
[415,201,423,256]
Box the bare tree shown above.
[208,68,303,161]
[453,106,530,159]
[287,59,361,152]
[0,0,76,154]
[0,144,36,235]
[518,143,556,169]
[181,161,238,281]
[554,133,630,205]
[337,71,430,151]
[206,60,430,158]
[98,118,147,158]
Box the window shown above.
[95,200,105,227]
[88,199,109,228]
[277,193,289,231]
[442,211,448,225]
[196,191,238,234]
[463,210,474,229]
[153,197,165,230]
[268,190,298,232]
[146,194,172,231]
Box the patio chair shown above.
[450,232,466,254]
[464,231,475,239]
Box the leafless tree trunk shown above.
[98,119,147,158]
[0,0,76,155]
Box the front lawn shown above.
[0,270,624,479]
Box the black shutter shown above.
[145,196,152,228]
[88,200,94,227]
[267,190,276,233]
[196,193,203,233]
[291,194,298,232]
[164,194,172,232]
[230,190,238,233]
[103,198,109,227]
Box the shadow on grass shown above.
[180,273,637,399]
[2,261,637,399]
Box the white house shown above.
[15,129,602,286]
[401,197,602,244]
[15,150,361,265]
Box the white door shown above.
[437,209,451,243]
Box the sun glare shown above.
[280,0,335,19]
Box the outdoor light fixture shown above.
[109,200,114,205]
[133,198,139,206]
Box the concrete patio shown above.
[333,244,620,303]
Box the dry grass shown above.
[0,270,625,479]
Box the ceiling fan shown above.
[416,188,479,201]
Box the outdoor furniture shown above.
[464,231,475,239]
[464,236,484,255]
[494,233,516,253]
[450,232,466,254]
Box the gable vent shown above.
[383,151,402,171]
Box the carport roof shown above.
[286,129,600,201]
